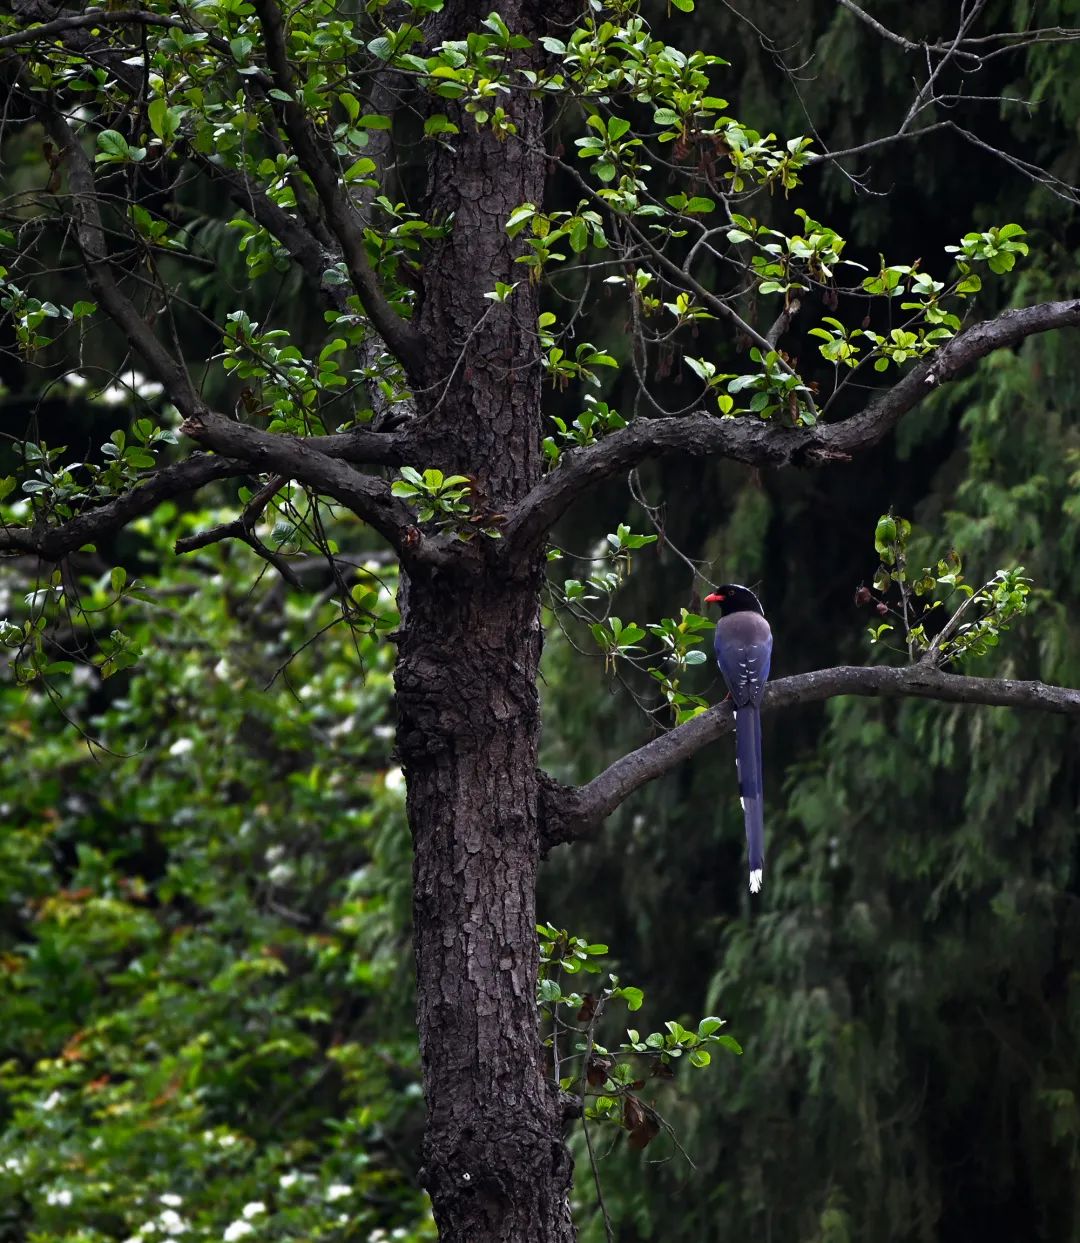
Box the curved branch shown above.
[0,8,190,48]
[180,412,409,545]
[0,415,453,571]
[250,0,424,379]
[503,297,1080,553]
[0,455,244,561]
[180,412,464,571]
[36,97,204,419]
[542,663,1080,849]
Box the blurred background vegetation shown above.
[1,1,1078,1240]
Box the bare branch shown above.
[0,455,244,562]
[835,0,918,51]
[502,297,1080,553]
[173,474,306,586]
[0,414,417,570]
[250,0,424,378]
[542,663,1080,849]
[805,121,951,167]
[835,1,1080,58]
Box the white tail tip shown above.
[748,869,763,894]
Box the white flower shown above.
[168,738,194,757]
[223,1222,254,1242]
[326,1182,352,1201]
[383,767,405,792]
[46,1188,73,1206]
[241,1202,266,1220]
[160,1195,183,1208]
[71,664,98,688]
[41,1091,62,1111]
[158,1209,188,1235]
[279,1172,300,1189]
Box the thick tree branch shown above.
[503,298,1080,553]
[0,9,191,47]
[0,455,243,561]
[541,663,1080,849]
[250,0,424,379]
[0,417,447,570]
[180,411,463,570]
[180,412,406,537]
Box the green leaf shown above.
[95,129,129,161]
[343,158,377,183]
[147,98,181,142]
[424,113,459,136]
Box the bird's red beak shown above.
[704,592,724,604]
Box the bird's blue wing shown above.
[713,614,773,891]
[714,630,773,707]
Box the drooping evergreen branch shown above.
[542,663,1080,848]
[503,298,1080,554]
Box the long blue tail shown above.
[734,705,764,892]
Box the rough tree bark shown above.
[393,3,574,1238]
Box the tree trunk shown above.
[397,575,573,1242]
[394,2,575,1238]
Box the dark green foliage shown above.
[0,513,432,1240]
[540,6,1080,1242]
[1,0,1078,1239]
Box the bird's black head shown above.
[704,584,765,617]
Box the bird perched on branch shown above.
[705,585,773,893]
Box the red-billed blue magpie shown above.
[705,585,773,893]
